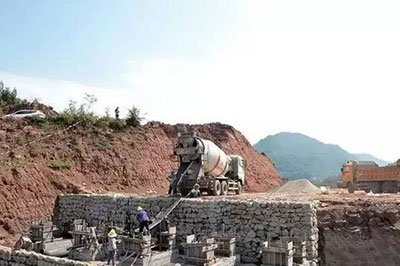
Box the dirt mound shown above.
[0,120,282,246]
[271,179,321,195]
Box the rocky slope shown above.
[0,120,281,246]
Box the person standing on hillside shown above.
[136,207,150,235]
[114,107,120,120]
[106,228,117,266]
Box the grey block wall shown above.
[0,246,89,266]
[55,194,318,264]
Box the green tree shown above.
[126,105,143,127]
[0,81,21,107]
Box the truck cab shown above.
[226,155,246,186]
[338,160,356,188]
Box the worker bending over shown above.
[187,184,201,198]
[136,206,150,235]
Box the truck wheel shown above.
[236,182,242,195]
[212,180,222,196]
[382,182,397,193]
[221,181,228,196]
[370,182,382,194]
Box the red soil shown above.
[0,120,281,246]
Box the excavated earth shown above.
[0,120,282,246]
[318,196,400,266]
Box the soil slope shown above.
[317,196,400,266]
[0,120,281,246]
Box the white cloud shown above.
[1,1,400,161]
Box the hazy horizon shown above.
[1,0,400,161]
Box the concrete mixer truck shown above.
[172,132,246,196]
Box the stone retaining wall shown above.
[0,246,88,266]
[54,194,318,264]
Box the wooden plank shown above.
[182,256,214,262]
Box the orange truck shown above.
[339,160,400,193]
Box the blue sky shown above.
[0,0,244,86]
[1,1,400,161]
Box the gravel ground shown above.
[268,179,321,195]
[215,187,400,205]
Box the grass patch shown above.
[95,138,109,150]
[49,158,72,171]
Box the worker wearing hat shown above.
[107,228,117,266]
[136,207,150,235]
[187,183,201,198]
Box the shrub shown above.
[78,113,99,126]
[95,117,110,128]
[0,81,22,113]
[49,158,71,170]
[47,94,99,127]
[48,112,77,126]
[126,105,143,127]
[27,92,145,132]
[0,81,20,105]
[109,118,126,130]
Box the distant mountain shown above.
[253,132,389,180]
[351,153,387,166]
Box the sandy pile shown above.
[271,179,321,195]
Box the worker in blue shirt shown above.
[136,206,150,235]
